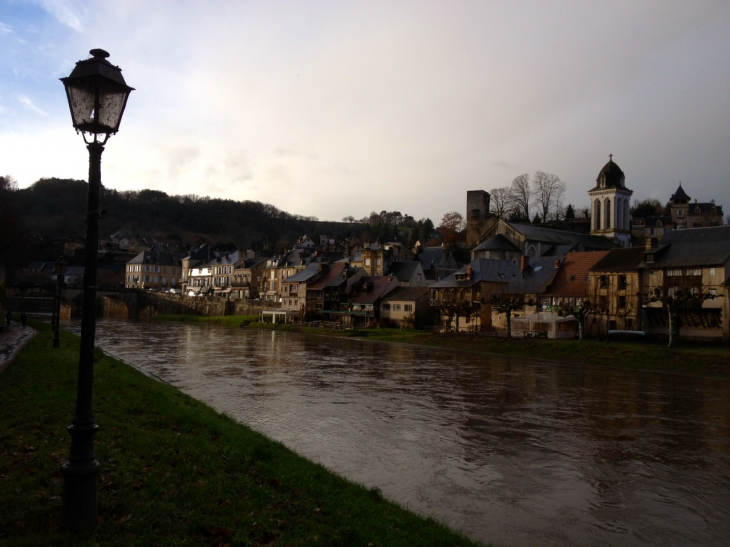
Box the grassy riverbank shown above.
[0,321,481,547]
[153,315,730,379]
[152,314,259,327]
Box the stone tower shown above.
[466,190,491,248]
[588,154,633,247]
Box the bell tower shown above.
[588,154,633,246]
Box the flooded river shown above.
[66,319,730,546]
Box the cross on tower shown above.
[609,153,613,161]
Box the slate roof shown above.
[348,276,397,305]
[510,223,616,250]
[387,261,422,282]
[670,183,690,201]
[431,257,559,295]
[591,157,628,190]
[544,251,610,297]
[306,263,350,290]
[687,202,723,216]
[127,251,184,266]
[414,247,454,270]
[641,226,730,268]
[590,247,646,273]
[282,264,322,284]
[472,234,521,253]
[381,286,430,303]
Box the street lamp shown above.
[53,256,68,348]
[60,48,133,530]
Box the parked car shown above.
[168,287,181,294]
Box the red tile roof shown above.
[543,251,610,297]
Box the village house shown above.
[380,286,433,328]
[586,247,646,336]
[231,257,266,299]
[538,251,610,310]
[126,251,184,291]
[387,261,428,287]
[185,250,241,296]
[271,263,324,323]
[260,247,323,302]
[640,226,730,342]
[668,183,724,229]
[339,275,399,328]
[306,263,365,319]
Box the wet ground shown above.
[65,319,730,547]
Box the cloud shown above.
[17,95,47,115]
[33,0,86,32]
[0,21,13,34]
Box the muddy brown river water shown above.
[66,319,730,546]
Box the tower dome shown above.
[596,154,626,189]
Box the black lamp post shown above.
[60,48,133,530]
[53,256,68,348]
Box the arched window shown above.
[595,200,601,230]
[527,246,536,258]
[624,199,630,230]
[617,198,623,230]
[605,198,611,230]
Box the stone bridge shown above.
[6,284,279,320]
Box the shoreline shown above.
[152,314,730,379]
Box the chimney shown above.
[520,256,528,272]
[554,259,560,268]
[645,237,657,251]
[467,265,473,279]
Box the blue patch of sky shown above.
[0,2,81,128]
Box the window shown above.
[154,276,159,282]
[417,273,422,284]
[709,267,716,275]
[618,296,626,309]
[404,304,413,312]
[667,269,682,276]
[618,275,627,290]
[365,258,371,266]
[270,270,275,280]
[392,304,401,311]
[709,289,717,297]
[145,265,150,272]
[154,266,160,273]
[172,277,176,285]
[685,268,701,276]
[162,277,167,285]
[677,209,684,217]
[377,258,381,266]
[382,303,391,311]
[605,199,611,229]
[599,275,608,288]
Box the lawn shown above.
[0,321,482,546]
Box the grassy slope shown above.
[0,322,481,547]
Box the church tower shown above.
[588,154,633,247]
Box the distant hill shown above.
[8,178,364,252]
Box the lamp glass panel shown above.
[97,84,128,132]
[66,84,96,127]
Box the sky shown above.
[1,1,729,223]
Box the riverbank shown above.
[0,321,481,546]
[156,315,730,379]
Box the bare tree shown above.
[648,286,716,348]
[490,187,512,219]
[439,211,465,243]
[509,174,531,221]
[558,299,602,341]
[532,171,566,222]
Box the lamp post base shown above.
[61,423,101,530]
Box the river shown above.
[65,318,730,546]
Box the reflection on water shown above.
[67,318,730,546]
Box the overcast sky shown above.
[1,0,729,223]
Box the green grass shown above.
[153,314,259,327]
[0,321,482,546]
